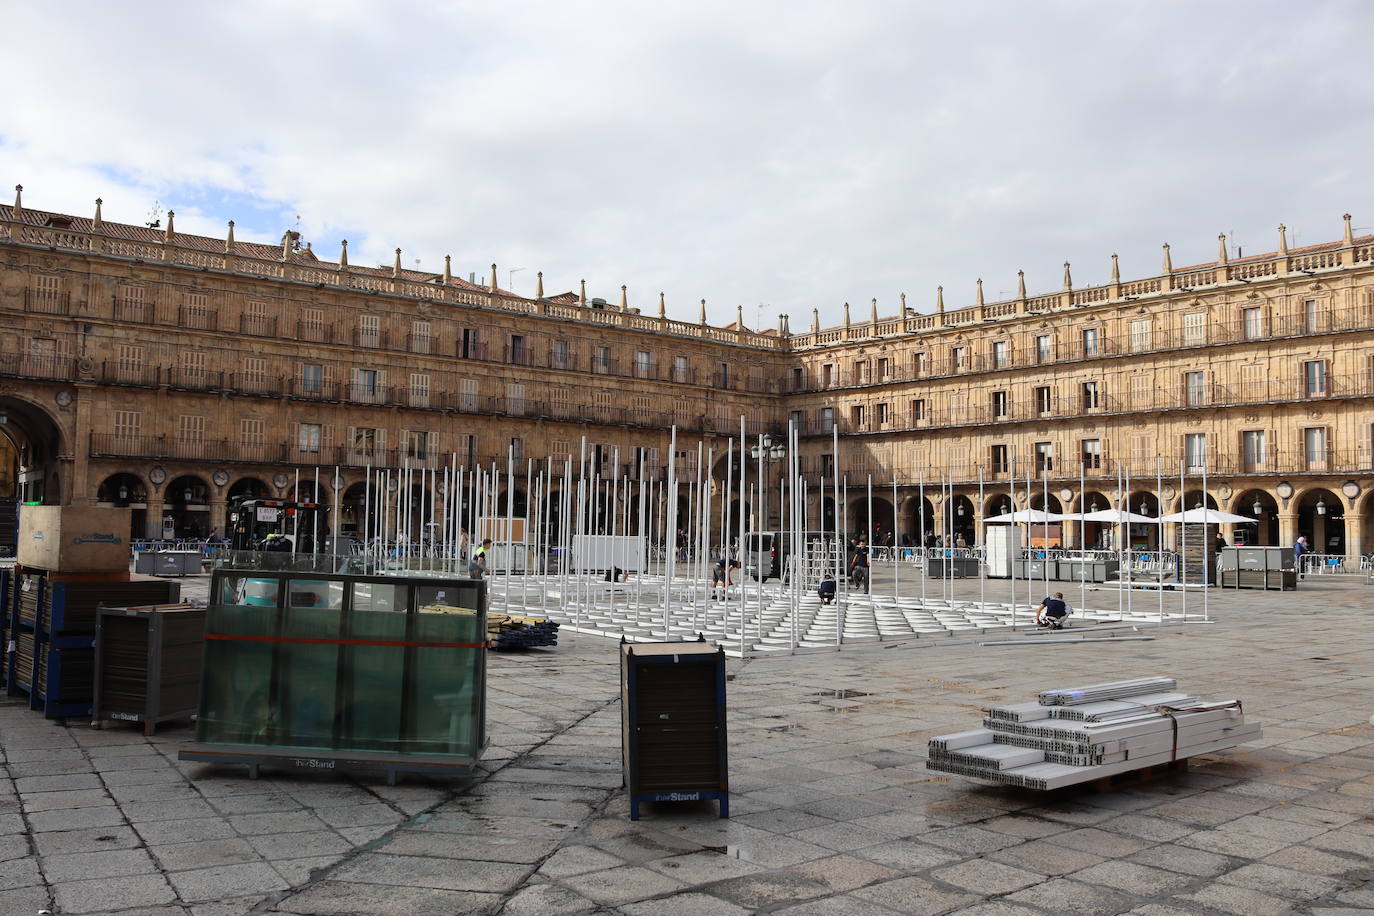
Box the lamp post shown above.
[749,434,786,529]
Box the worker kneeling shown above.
[1035,592,1071,629]
[817,573,837,605]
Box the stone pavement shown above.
[1,571,1372,914]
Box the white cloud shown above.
[2,0,1370,324]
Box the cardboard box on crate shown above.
[18,506,131,575]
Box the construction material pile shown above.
[487,613,559,650]
[926,677,1259,790]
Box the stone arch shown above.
[228,477,271,502]
[1296,486,1344,556]
[95,472,148,543]
[0,392,67,503]
[164,474,212,539]
[1231,488,1279,546]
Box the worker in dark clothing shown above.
[849,540,870,593]
[1035,592,1070,629]
[817,573,837,605]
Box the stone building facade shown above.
[2,188,1372,559]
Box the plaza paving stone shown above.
[1,570,1373,912]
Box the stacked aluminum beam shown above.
[927,678,1259,790]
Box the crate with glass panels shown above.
[179,569,487,783]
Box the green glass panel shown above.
[285,579,344,610]
[197,603,279,745]
[219,575,279,607]
[276,601,342,749]
[353,581,405,613]
[197,572,487,761]
[343,582,407,753]
[410,611,484,755]
[416,582,483,613]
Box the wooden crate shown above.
[94,604,206,735]
[621,640,728,820]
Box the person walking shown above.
[849,539,870,594]
[1293,535,1308,579]
[469,538,492,578]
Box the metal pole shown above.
[1180,458,1188,621]
[833,424,842,647]
[977,468,984,609]
[919,471,927,612]
[737,418,748,656]
[1202,441,1210,622]
[1157,455,1164,622]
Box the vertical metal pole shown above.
[1008,456,1015,624]
[1180,458,1188,621]
[833,424,842,647]
[978,468,985,609]
[1117,461,1124,618]
[919,471,927,612]
[1157,455,1164,622]
[1202,441,1210,622]
[292,468,301,557]
[664,426,679,639]
[737,418,748,656]
[893,474,900,603]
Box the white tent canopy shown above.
[983,509,1062,524]
[1159,508,1257,524]
[1074,508,1159,524]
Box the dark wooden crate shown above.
[94,604,206,735]
[621,640,729,820]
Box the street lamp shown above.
[749,434,786,533]
[1315,495,1326,516]
[1252,497,1263,516]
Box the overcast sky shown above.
[2,1,1370,328]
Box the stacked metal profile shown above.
[487,613,559,650]
[927,677,1260,790]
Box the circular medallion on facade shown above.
[212,469,229,487]
[148,466,167,485]
[1058,488,1074,502]
[332,474,344,489]
[1162,485,1176,500]
[54,389,73,407]
[272,472,291,489]
[1275,481,1294,500]
[1342,480,1360,500]
[1217,484,1233,500]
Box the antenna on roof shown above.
[292,214,304,251]
[145,200,163,230]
